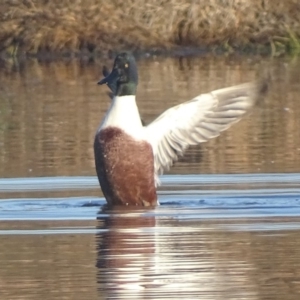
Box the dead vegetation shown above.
[0,0,300,56]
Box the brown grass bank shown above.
[1,0,300,57]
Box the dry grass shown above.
[0,0,300,56]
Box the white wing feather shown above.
[146,80,268,183]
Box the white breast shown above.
[98,95,145,140]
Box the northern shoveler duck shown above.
[94,52,269,207]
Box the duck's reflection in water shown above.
[96,206,157,298]
[96,206,258,299]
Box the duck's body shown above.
[94,95,157,206]
[95,52,269,207]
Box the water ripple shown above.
[1,173,300,192]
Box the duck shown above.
[94,52,269,207]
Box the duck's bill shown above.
[97,68,118,85]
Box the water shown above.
[1,55,300,299]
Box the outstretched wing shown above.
[146,79,268,181]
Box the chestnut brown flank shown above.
[94,127,157,206]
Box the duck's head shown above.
[98,52,138,96]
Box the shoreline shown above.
[1,0,300,59]
[0,45,286,62]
